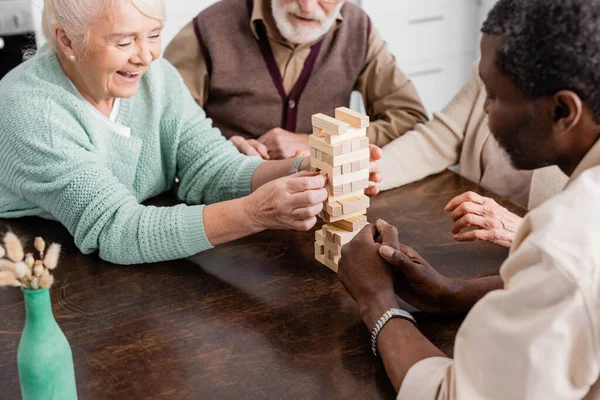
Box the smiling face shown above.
[68,1,163,102]
[479,34,559,170]
[271,0,345,44]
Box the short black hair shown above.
[482,0,600,123]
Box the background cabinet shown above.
[361,0,481,114]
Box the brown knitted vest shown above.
[194,0,370,139]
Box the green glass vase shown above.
[18,287,77,400]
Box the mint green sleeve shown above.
[1,100,209,265]
[161,61,265,205]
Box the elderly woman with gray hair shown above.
[0,0,382,265]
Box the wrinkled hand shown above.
[258,128,310,160]
[243,171,327,231]
[376,221,454,314]
[229,136,270,159]
[338,223,398,331]
[445,191,522,248]
[365,144,383,197]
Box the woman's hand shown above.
[243,171,327,231]
[444,191,523,248]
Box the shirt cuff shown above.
[398,357,454,400]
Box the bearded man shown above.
[164,0,428,159]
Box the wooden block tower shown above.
[311,107,370,272]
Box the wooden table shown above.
[0,171,524,399]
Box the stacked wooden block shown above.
[311,107,370,272]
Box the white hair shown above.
[42,0,165,52]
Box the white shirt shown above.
[68,79,131,138]
[398,140,600,400]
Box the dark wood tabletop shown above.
[0,170,525,400]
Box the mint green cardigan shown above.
[0,45,264,265]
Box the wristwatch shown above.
[371,308,417,357]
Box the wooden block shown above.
[337,196,360,213]
[315,252,338,272]
[342,141,352,154]
[352,179,369,192]
[320,150,369,168]
[341,163,352,175]
[335,107,370,128]
[327,251,341,266]
[351,161,360,172]
[331,215,368,232]
[320,208,367,223]
[313,127,326,138]
[333,149,369,167]
[311,135,368,159]
[315,229,325,244]
[323,224,360,245]
[338,194,370,214]
[359,159,369,170]
[359,136,369,150]
[324,169,371,190]
[325,182,343,197]
[324,240,342,256]
[310,148,317,158]
[324,200,343,217]
[325,128,367,144]
[312,113,350,135]
[328,189,366,203]
[309,135,344,157]
[314,242,325,256]
[351,139,361,152]
[326,180,361,197]
[311,157,342,178]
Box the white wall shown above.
[31,0,44,47]
[162,1,219,49]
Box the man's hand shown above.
[338,223,398,331]
[375,220,503,313]
[444,191,523,248]
[258,128,310,160]
[366,144,383,197]
[375,221,455,314]
[229,136,270,159]
[339,221,447,390]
